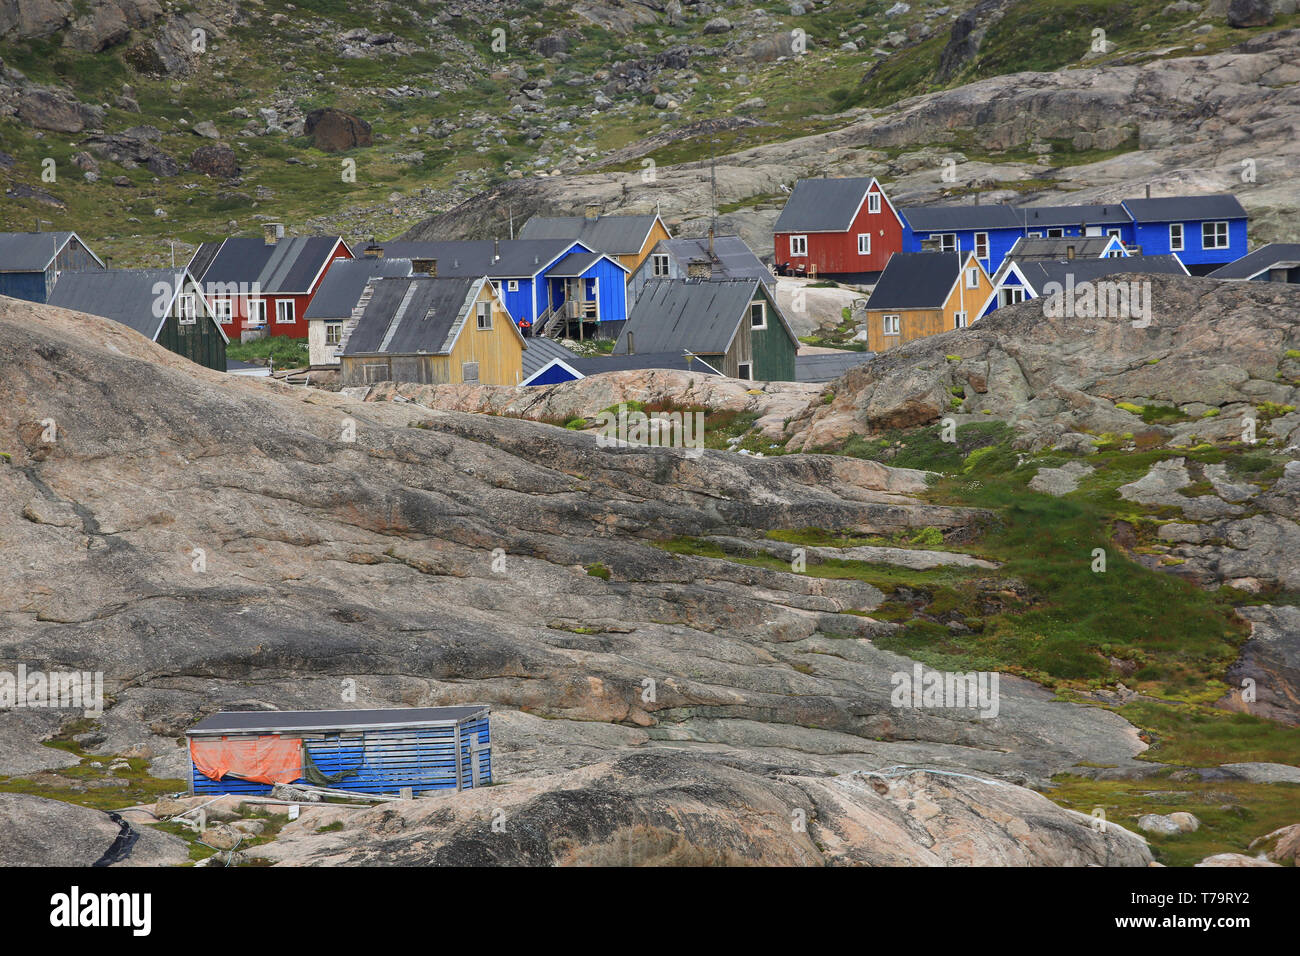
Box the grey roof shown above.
[517,214,661,254]
[305,256,413,319]
[0,231,89,272]
[521,336,583,378]
[1123,194,1248,222]
[613,278,792,355]
[644,235,773,285]
[366,239,581,278]
[900,204,1024,232]
[47,268,198,340]
[1016,203,1131,227]
[187,706,489,735]
[342,275,483,356]
[569,351,724,376]
[1005,236,1120,260]
[198,235,348,294]
[1014,254,1188,291]
[546,251,604,278]
[773,177,877,233]
[1206,243,1300,279]
[865,252,967,310]
[186,241,223,282]
[796,351,875,383]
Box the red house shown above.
[188,224,353,340]
[773,176,903,282]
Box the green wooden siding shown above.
[157,313,227,371]
[750,288,796,382]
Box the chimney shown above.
[493,237,500,263]
[263,222,284,245]
[584,202,601,220]
[363,242,384,259]
[412,258,437,276]
[627,331,634,355]
[1145,184,1151,199]
[974,193,981,206]
[687,257,713,280]
[1066,244,1076,260]
[708,226,715,259]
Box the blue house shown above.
[1121,194,1248,275]
[899,205,1024,276]
[1208,243,1300,284]
[187,707,493,796]
[520,337,727,386]
[1012,204,1134,245]
[979,254,1189,318]
[0,231,104,303]
[371,238,628,338]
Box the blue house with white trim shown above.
[898,205,1024,277]
[979,254,1189,318]
[0,231,104,303]
[1120,194,1248,275]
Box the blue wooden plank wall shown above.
[191,719,492,796]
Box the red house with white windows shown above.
[188,223,353,340]
[772,176,903,282]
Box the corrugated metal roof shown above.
[1018,203,1131,226]
[795,351,874,383]
[518,214,660,254]
[1005,236,1118,260]
[865,252,967,310]
[0,231,76,272]
[899,204,1024,232]
[305,257,413,319]
[369,239,579,278]
[648,235,774,284]
[1123,193,1248,222]
[187,706,489,735]
[343,275,482,356]
[47,268,195,340]
[773,177,875,233]
[614,277,771,355]
[1015,254,1188,291]
[1207,243,1300,279]
[186,241,223,283]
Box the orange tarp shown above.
[190,735,304,785]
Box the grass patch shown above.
[227,337,310,369]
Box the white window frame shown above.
[506,279,519,292]
[953,311,968,329]
[1027,231,1042,239]
[1169,222,1184,252]
[652,253,670,277]
[965,266,980,289]
[275,299,295,324]
[476,300,492,330]
[789,235,808,257]
[857,233,871,256]
[736,362,753,381]
[1046,228,1065,239]
[750,301,767,330]
[867,192,881,215]
[931,233,957,253]
[248,299,267,327]
[1000,287,1025,307]
[1106,227,1123,238]
[1202,220,1228,250]
[974,232,989,261]
[325,321,343,346]
[213,299,233,324]
[178,293,197,325]
[882,313,900,336]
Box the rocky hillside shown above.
[3,0,1299,265]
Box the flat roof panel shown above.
[187,706,489,735]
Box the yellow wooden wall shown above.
[620,219,672,275]
[442,285,524,385]
[866,260,994,352]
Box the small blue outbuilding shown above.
[0,231,104,303]
[186,706,493,797]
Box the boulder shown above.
[14,87,101,133]
[1227,0,1275,26]
[190,143,239,178]
[304,107,372,152]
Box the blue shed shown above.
[0,231,105,303]
[186,706,492,796]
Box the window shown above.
[749,301,766,329]
[790,235,808,257]
[476,301,492,330]
[966,266,980,289]
[652,253,670,277]
[1169,223,1184,252]
[867,192,881,214]
[275,299,295,324]
[1202,221,1228,250]
[999,287,1025,307]
[736,362,752,380]
[1106,228,1123,238]
[506,279,519,292]
[1027,231,1043,239]
[325,322,343,346]
[953,311,968,329]
[213,299,233,324]
[931,233,957,253]
[461,361,479,383]
[857,233,871,255]
[248,299,267,326]
[1046,228,1065,239]
[177,294,197,325]
[882,314,900,336]
[974,232,989,260]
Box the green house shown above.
[613,277,798,381]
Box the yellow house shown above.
[864,251,993,353]
[518,206,671,276]
[339,273,525,386]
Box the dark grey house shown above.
[0,231,104,303]
[627,233,773,307]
